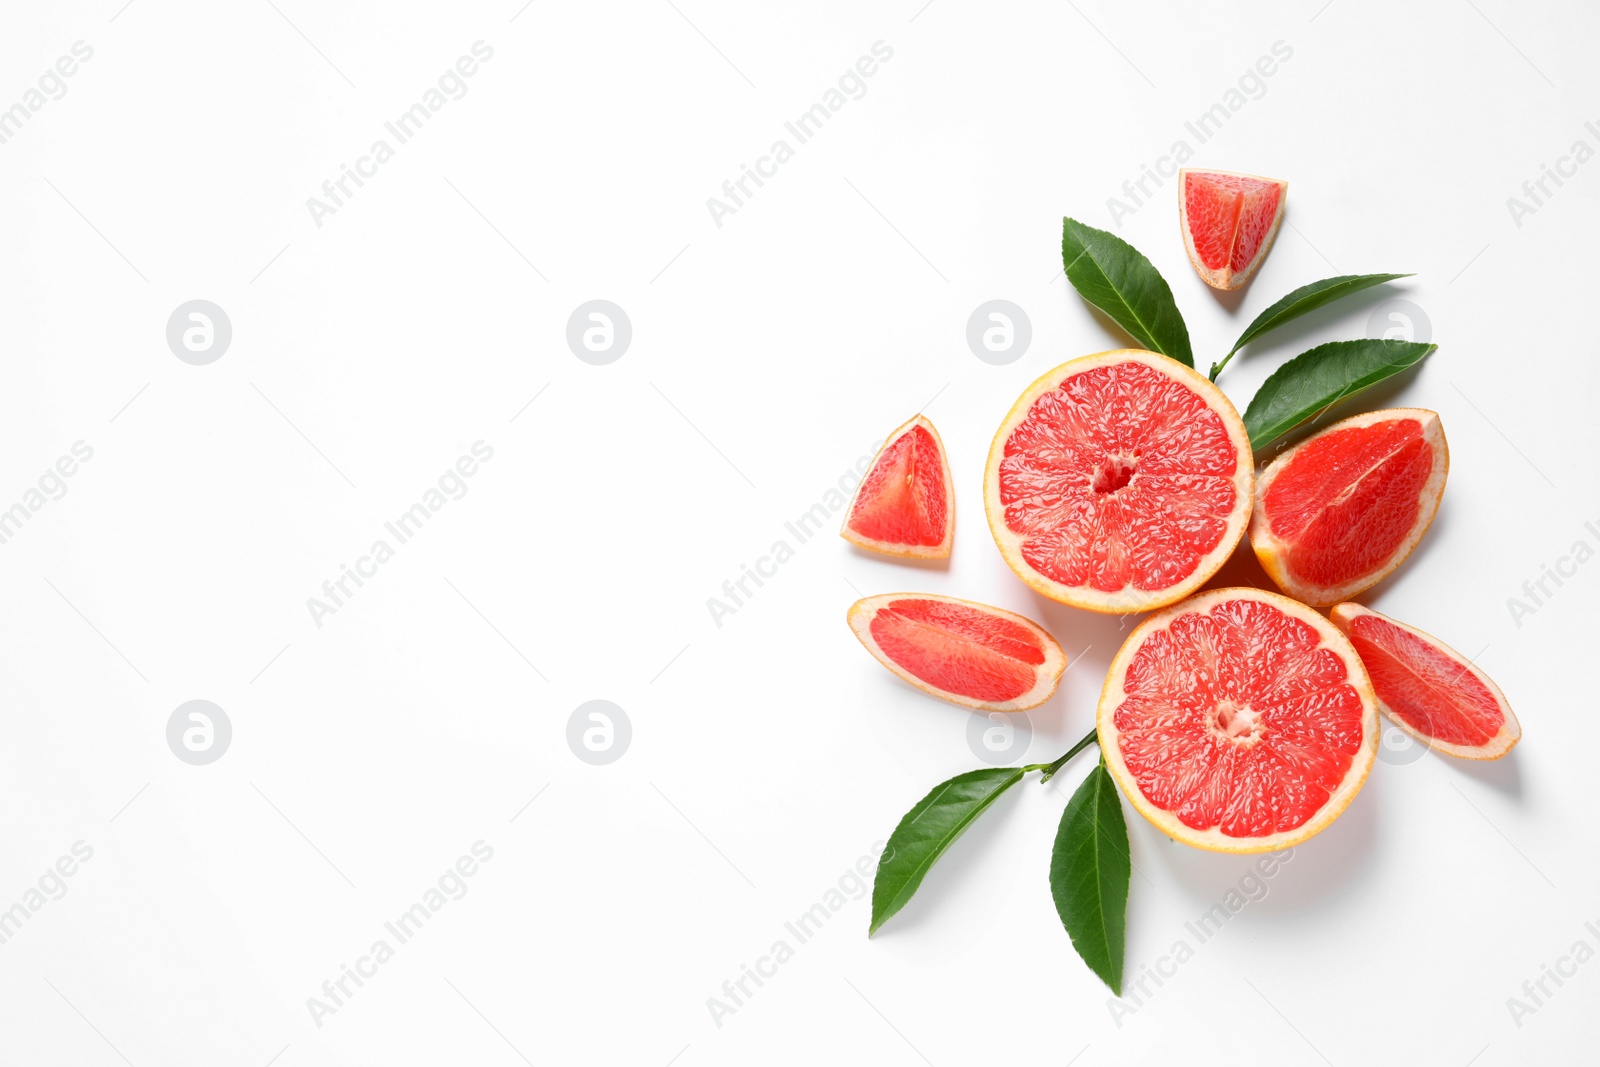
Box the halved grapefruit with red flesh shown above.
[984,350,1254,614]
[1330,604,1520,760]
[1252,408,1448,606]
[847,593,1066,712]
[1098,588,1378,853]
[1179,169,1287,290]
[840,415,954,559]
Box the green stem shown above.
[1022,726,1100,783]
[1208,348,1239,382]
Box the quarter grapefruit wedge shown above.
[1330,603,1520,760]
[847,593,1066,712]
[984,349,1254,614]
[1179,169,1287,290]
[1098,588,1378,853]
[841,415,954,559]
[1252,408,1448,606]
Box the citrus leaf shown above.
[870,767,1023,936]
[1049,758,1129,995]
[1243,338,1437,451]
[1214,273,1413,377]
[1061,217,1192,366]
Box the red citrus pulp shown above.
[1252,408,1448,606]
[847,593,1066,712]
[841,415,954,559]
[1098,588,1378,852]
[984,349,1254,613]
[1330,603,1520,760]
[1179,169,1287,290]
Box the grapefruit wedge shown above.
[1179,169,1287,290]
[1098,588,1379,853]
[984,349,1254,614]
[1252,408,1448,606]
[1331,604,1520,760]
[841,415,954,559]
[847,593,1066,712]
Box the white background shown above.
[3,1,1597,1064]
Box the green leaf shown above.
[870,767,1023,936]
[1061,217,1192,366]
[1049,758,1130,995]
[1212,273,1412,379]
[1243,338,1437,451]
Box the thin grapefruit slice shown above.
[1098,587,1378,853]
[1179,169,1287,290]
[1252,408,1447,606]
[840,415,954,559]
[847,593,1066,712]
[984,349,1254,614]
[1330,604,1520,760]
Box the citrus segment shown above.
[841,415,954,559]
[847,593,1066,712]
[984,350,1254,613]
[1179,169,1287,290]
[1330,603,1520,760]
[1098,588,1378,852]
[1252,408,1447,605]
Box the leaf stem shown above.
[1022,726,1101,782]
[1209,348,1239,381]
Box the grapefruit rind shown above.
[983,349,1255,614]
[1329,603,1521,761]
[1097,587,1379,854]
[847,592,1067,713]
[1178,169,1288,291]
[840,414,955,560]
[1251,408,1448,607]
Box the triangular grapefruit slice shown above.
[1330,603,1520,760]
[847,593,1066,712]
[984,349,1254,614]
[1098,587,1379,853]
[1252,408,1448,606]
[840,415,954,559]
[1179,169,1287,290]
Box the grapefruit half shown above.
[1179,169,1287,290]
[984,350,1254,614]
[1330,603,1520,760]
[847,593,1066,712]
[1098,587,1378,853]
[1252,408,1448,606]
[840,414,954,559]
